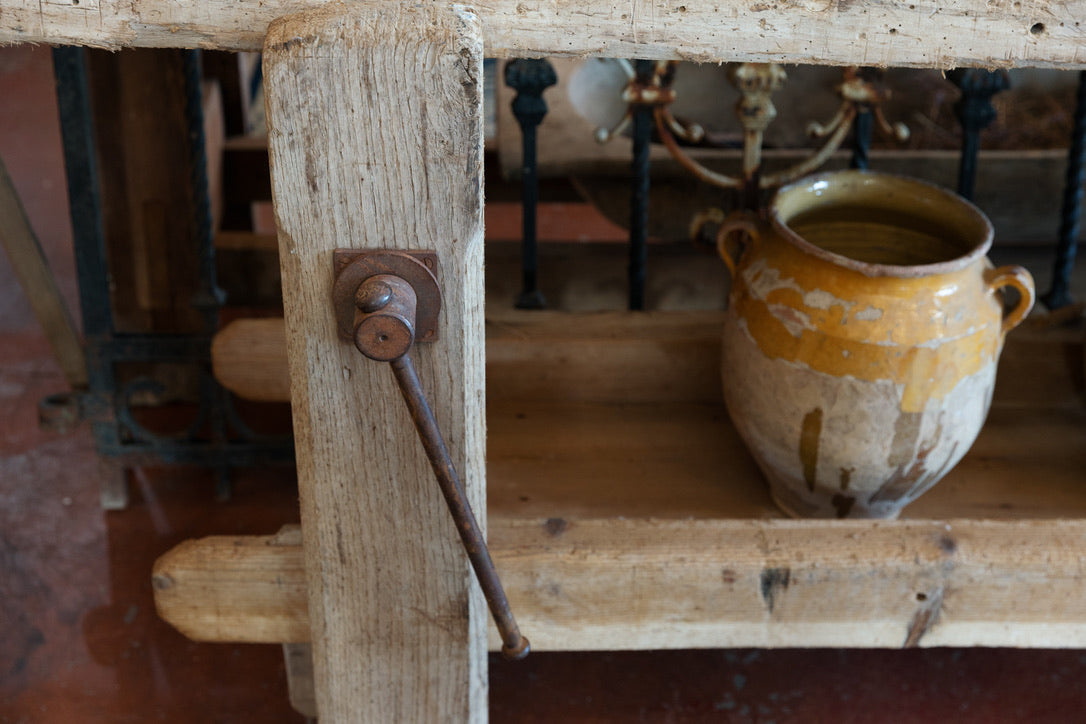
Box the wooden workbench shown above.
[5,2,1086,721]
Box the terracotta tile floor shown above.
[3,44,1086,723]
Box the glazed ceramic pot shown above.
[718,170,1034,519]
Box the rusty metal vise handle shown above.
[333,251,530,661]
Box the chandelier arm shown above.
[763,106,857,188]
[654,106,742,190]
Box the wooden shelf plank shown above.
[213,311,1086,520]
[154,517,1086,650]
[163,309,1086,650]
[487,401,1086,522]
[5,0,1086,71]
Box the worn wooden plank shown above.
[263,6,486,722]
[3,0,1086,69]
[485,401,1086,521]
[208,309,1086,521]
[211,310,1084,409]
[152,526,309,643]
[153,517,1086,650]
[212,311,726,404]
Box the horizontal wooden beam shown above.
[212,310,1084,411]
[154,518,1086,650]
[153,526,309,644]
[3,0,1086,69]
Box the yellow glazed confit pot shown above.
[718,170,1035,519]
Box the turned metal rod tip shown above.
[352,275,417,362]
[501,636,531,661]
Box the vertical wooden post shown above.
[263,6,487,721]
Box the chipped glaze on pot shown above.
[719,170,1035,519]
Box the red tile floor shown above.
[3,44,1086,722]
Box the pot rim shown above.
[770,170,994,278]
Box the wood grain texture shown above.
[212,311,725,405]
[212,309,1084,410]
[168,310,1086,650]
[263,7,486,722]
[210,311,1085,521]
[4,0,1086,69]
[152,526,309,643]
[155,517,1086,650]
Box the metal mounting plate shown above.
[332,250,441,343]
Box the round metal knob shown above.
[352,274,417,362]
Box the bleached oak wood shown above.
[4,0,1086,69]
[263,7,487,722]
[210,310,1086,519]
[211,309,1084,410]
[212,311,727,405]
[154,517,1086,650]
[152,526,309,643]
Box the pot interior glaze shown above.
[771,172,993,275]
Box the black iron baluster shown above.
[505,59,557,310]
[53,48,113,344]
[1042,70,1086,310]
[52,48,294,507]
[628,59,655,312]
[948,69,1010,201]
[850,106,873,170]
[52,47,130,507]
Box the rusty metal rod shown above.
[345,271,530,660]
[388,351,530,661]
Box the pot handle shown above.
[714,210,762,277]
[985,265,1035,334]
